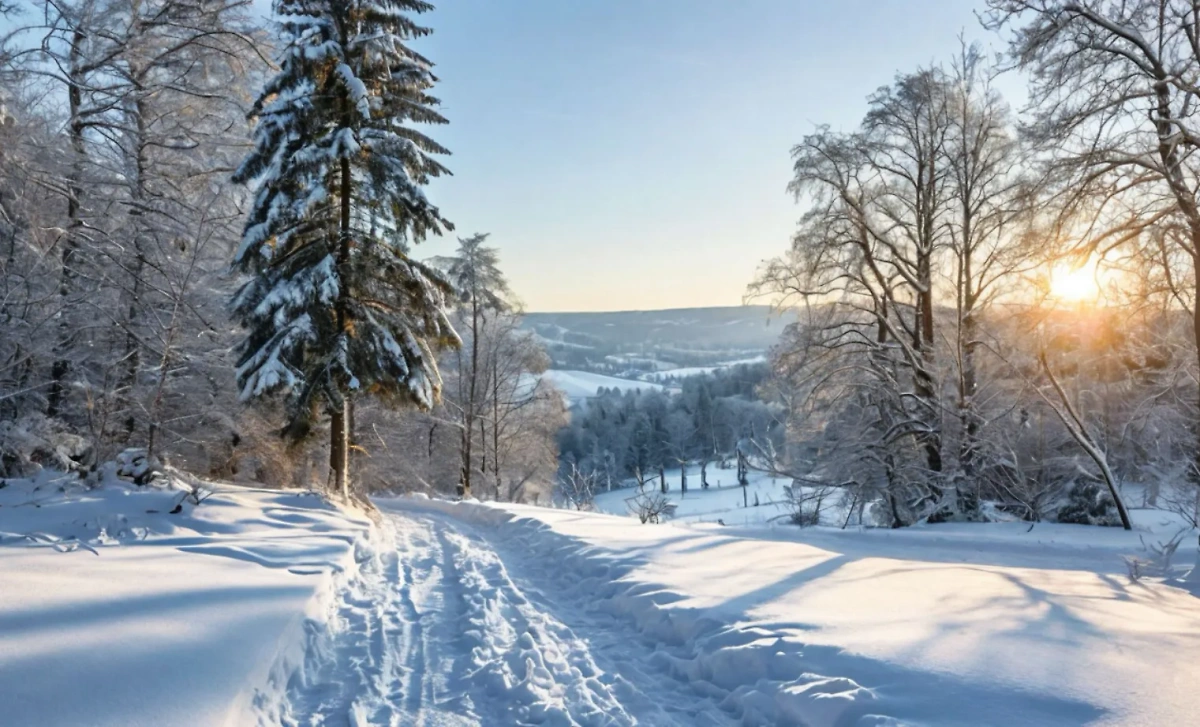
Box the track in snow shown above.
[266,509,736,726]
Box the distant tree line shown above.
[557,363,782,496]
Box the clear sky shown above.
[2,0,1018,312]
[410,0,1020,312]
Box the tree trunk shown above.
[461,299,480,499]
[1038,352,1132,530]
[478,416,487,497]
[331,400,349,499]
[916,260,942,476]
[492,356,501,499]
[47,27,88,419]
[121,89,150,441]
[457,432,469,497]
[1192,251,1200,493]
[331,120,353,498]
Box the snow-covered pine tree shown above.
[232,0,459,498]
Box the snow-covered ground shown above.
[0,470,371,727]
[594,466,793,526]
[540,369,663,403]
[4,471,1199,726]
[393,497,1200,727]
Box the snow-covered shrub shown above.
[1124,556,1145,583]
[115,448,160,485]
[790,504,820,527]
[628,489,673,524]
[557,462,598,511]
[1123,532,1188,584]
[1157,477,1200,530]
[783,484,826,527]
[1056,481,1122,527]
[0,415,95,478]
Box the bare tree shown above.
[557,461,597,511]
[1035,350,1133,529]
[986,0,1200,487]
[750,67,961,523]
[942,42,1035,513]
[437,233,511,498]
[752,54,1043,525]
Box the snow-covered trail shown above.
[265,497,1192,726]
[262,507,739,726]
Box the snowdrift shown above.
[0,471,373,727]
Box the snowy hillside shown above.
[640,356,767,382]
[541,369,664,403]
[390,497,1200,727]
[524,306,791,374]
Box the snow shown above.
[642,356,767,381]
[4,468,1198,727]
[334,63,370,119]
[387,496,1200,727]
[540,369,663,403]
[0,470,371,727]
[595,466,794,525]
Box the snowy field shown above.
[540,369,663,403]
[2,473,1199,726]
[396,498,1200,727]
[594,466,794,526]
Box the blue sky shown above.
[3,0,1019,312]
[410,0,1020,312]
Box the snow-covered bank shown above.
[386,496,1200,727]
[0,472,372,727]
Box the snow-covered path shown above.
[265,507,739,726]
[256,497,1200,727]
[6,479,1196,725]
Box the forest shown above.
[0,0,564,503]
[740,10,1200,532]
[3,0,1200,535]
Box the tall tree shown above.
[436,232,511,498]
[752,68,955,521]
[985,0,1200,487]
[232,0,458,498]
[106,0,261,442]
[752,61,1035,524]
[942,42,1031,511]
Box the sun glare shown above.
[1049,263,1101,303]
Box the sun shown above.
[1049,263,1100,303]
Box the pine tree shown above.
[231,0,458,498]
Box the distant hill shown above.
[523,306,791,375]
[539,370,665,404]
